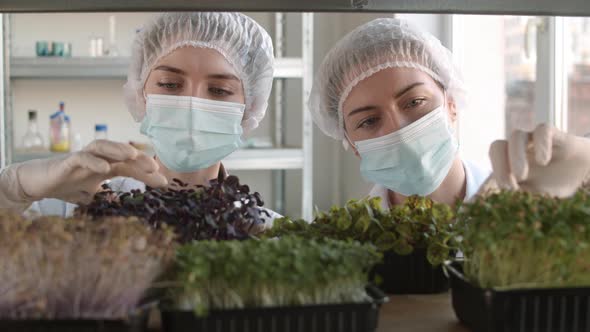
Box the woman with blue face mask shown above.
[309,18,590,208]
[125,12,273,189]
[0,12,277,217]
[309,18,487,208]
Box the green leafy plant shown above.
[0,211,175,319]
[165,236,381,316]
[266,196,457,266]
[457,187,590,289]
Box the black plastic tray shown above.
[160,286,387,332]
[446,261,590,332]
[0,319,145,332]
[370,248,449,294]
[0,305,151,332]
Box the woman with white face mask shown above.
[309,18,590,207]
[0,12,277,218]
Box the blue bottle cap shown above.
[95,124,108,132]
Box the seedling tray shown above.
[446,261,590,332]
[161,286,387,332]
[370,248,449,294]
[0,317,147,332]
[0,304,151,332]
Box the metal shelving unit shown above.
[0,12,314,219]
[11,148,304,170]
[0,0,589,16]
[9,56,305,79]
[1,0,586,220]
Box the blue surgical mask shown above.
[141,94,245,172]
[353,106,459,196]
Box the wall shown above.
[452,15,506,170]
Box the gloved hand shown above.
[0,140,168,211]
[486,123,590,197]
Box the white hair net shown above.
[308,18,466,141]
[124,12,274,133]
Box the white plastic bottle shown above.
[95,124,108,140]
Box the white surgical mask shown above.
[140,94,245,172]
[353,106,458,196]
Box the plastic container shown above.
[95,124,108,140]
[35,41,50,56]
[49,102,70,152]
[63,42,72,57]
[52,42,65,56]
[72,132,83,152]
[161,286,387,332]
[90,37,104,57]
[446,261,590,332]
[370,248,449,294]
[106,15,119,56]
[0,312,149,332]
[49,112,69,152]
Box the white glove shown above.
[487,124,590,197]
[0,140,168,212]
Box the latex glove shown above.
[0,140,168,211]
[486,124,590,197]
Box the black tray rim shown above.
[444,260,590,295]
[0,319,136,327]
[0,300,156,325]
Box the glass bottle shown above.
[22,110,45,151]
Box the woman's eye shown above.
[406,98,426,109]
[209,87,233,96]
[156,82,180,89]
[357,116,379,129]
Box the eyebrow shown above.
[394,82,425,99]
[153,66,240,82]
[347,82,426,118]
[347,105,377,118]
[154,65,186,75]
[208,73,241,82]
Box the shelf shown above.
[9,57,303,79]
[0,0,587,16]
[11,148,304,171]
[224,148,303,170]
[10,57,130,79]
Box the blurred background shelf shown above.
[9,56,304,79]
[12,148,304,170]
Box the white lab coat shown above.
[368,159,491,210]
